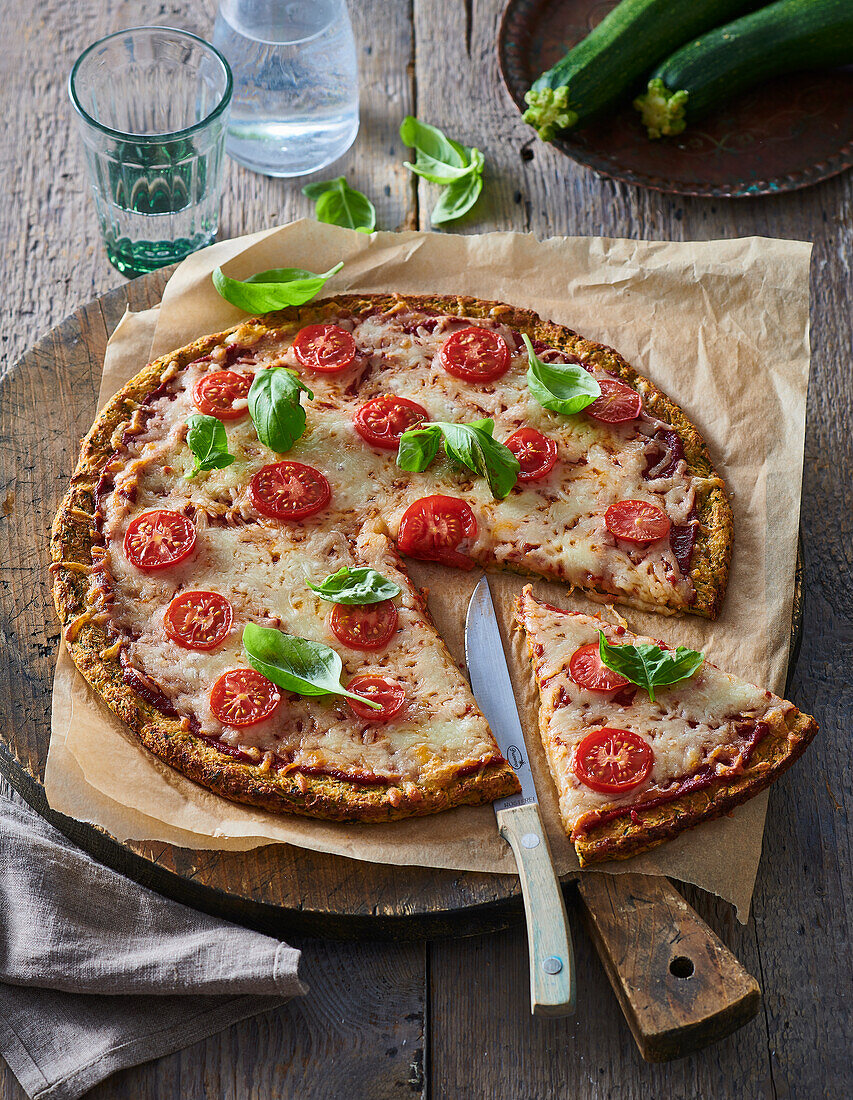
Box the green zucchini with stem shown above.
[522,0,760,141]
[635,0,853,139]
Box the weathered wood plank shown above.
[415,0,851,1096]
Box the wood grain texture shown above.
[0,0,850,1096]
[576,873,760,1061]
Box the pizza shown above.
[515,587,818,865]
[50,292,732,823]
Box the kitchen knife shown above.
[465,574,575,1017]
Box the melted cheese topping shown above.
[516,591,792,830]
[97,306,714,787]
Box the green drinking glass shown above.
[69,27,233,278]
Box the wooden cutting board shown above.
[1,270,800,1059]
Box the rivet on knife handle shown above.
[498,801,576,1017]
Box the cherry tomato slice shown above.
[605,499,671,543]
[293,324,357,374]
[505,427,558,482]
[439,327,511,383]
[249,461,331,521]
[347,675,406,722]
[123,510,196,571]
[353,395,430,450]
[573,728,654,794]
[192,370,253,420]
[585,379,642,424]
[210,668,281,728]
[330,600,398,651]
[569,643,631,693]
[164,590,233,651]
[396,494,478,570]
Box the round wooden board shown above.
[0,271,803,942]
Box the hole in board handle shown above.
[669,955,695,979]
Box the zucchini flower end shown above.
[634,78,689,139]
[522,86,578,142]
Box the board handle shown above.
[498,802,576,1017]
[576,872,761,1061]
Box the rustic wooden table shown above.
[1,1,850,1097]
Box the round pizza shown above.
[50,292,733,822]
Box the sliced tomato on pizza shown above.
[515,587,817,866]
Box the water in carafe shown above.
[213,0,359,177]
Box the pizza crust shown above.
[573,704,816,865]
[514,587,818,865]
[51,293,732,822]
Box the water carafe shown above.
[213,0,359,177]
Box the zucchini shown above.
[635,0,853,139]
[522,0,760,141]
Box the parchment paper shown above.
[45,222,812,921]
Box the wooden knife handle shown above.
[576,872,761,1061]
[498,802,576,1017]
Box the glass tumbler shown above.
[69,27,233,278]
[213,0,359,177]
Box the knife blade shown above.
[465,575,575,1017]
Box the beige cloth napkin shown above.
[0,782,305,1100]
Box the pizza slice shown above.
[515,586,817,865]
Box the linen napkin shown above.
[0,784,306,1100]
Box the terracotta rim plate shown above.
[499,0,853,198]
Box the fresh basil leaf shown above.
[303,176,376,233]
[185,413,235,478]
[243,623,381,709]
[400,116,475,185]
[248,367,313,454]
[301,180,339,200]
[438,419,519,499]
[306,566,401,605]
[598,630,704,703]
[400,117,486,223]
[396,419,519,499]
[404,153,475,185]
[396,424,443,472]
[523,334,600,415]
[213,262,344,313]
[400,116,467,173]
[430,169,484,226]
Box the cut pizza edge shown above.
[50,320,521,822]
[50,291,732,823]
[514,586,818,866]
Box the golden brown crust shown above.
[574,706,817,866]
[51,292,731,821]
[514,586,817,866]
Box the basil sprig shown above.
[598,630,704,703]
[243,623,381,710]
[302,177,376,233]
[399,116,485,226]
[306,567,401,605]
[397,418,519,499]
[248,367,313,454]
[523,334,600,415]
[185,413,235,478]
[213,262,344,313]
